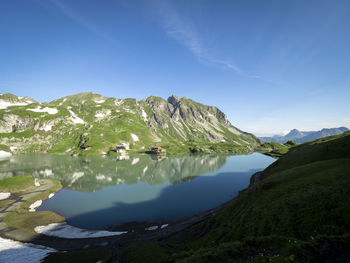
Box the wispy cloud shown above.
[48,0,115,42]
[152,0,259,78]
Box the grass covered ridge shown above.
[120,132,350,262]
[0,175,35,192]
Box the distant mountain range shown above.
[260,127,349,143]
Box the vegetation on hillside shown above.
[120,132,350,262]
[0,93,260,155]
[0,175,64,234]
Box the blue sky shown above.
[1,0,349,136]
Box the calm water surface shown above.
[0,153,275,230]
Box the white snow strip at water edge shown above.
[48,193,55,199]
[29,200,42,212]
[95,99,105,104]
[34,223,127,238]
[0,192,11,200]
[68,109,85,124]
[130,133,139,142]
[0,237,57,263]
[0,150,12,158]
[145,226,158,231]
[161,224,169,229]
[0,100,28,109]
[27,107,58,114]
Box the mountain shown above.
[261,127,349,143]
[0,93,260,155]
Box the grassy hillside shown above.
[0,93,260,155]
[121,132,350,262]
[257,141,294,157]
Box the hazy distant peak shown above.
[261,127,349,143]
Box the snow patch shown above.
[27,107,58,114]
[145,226,158,231]
[141,109,147,121]
[115,99,123,106]
[48,193,55,199]
[131,158,140,165]
[95,110,111,119]
[143,166,148,174]
[68,172,85,187]
[65,147,72,153]
[34,178,40,186]
[161,224,169,229]
[40,124,52,132]
[34,223,127,238]
[95,113,105,118]
[10,146,17,152]
[68,109,85,124]
[29,200,42,212]
[125,109,136,114]
[72,172,84,181]
[116,178,125,184]
[0,100,28,109]
[59,98,67,106]
[40,169,53,176]
[130,133,139,142]
[0,150,12,158]
[96,174,106,180]
[0,192,11,200]
[0,237,57,263]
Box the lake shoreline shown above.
[0,169,264,253]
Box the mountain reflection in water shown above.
[0,153,275,229]
[0,154,228,191]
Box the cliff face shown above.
[0,93,259,155]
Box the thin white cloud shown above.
[48,0,115,42]
[152,0,259,78]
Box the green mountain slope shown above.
[122,132,350,262]
[0,93,259,155]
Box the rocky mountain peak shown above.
[167,94,180,107]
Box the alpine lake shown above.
[0,153,275,230]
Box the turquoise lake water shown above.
[0,153,275,230]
